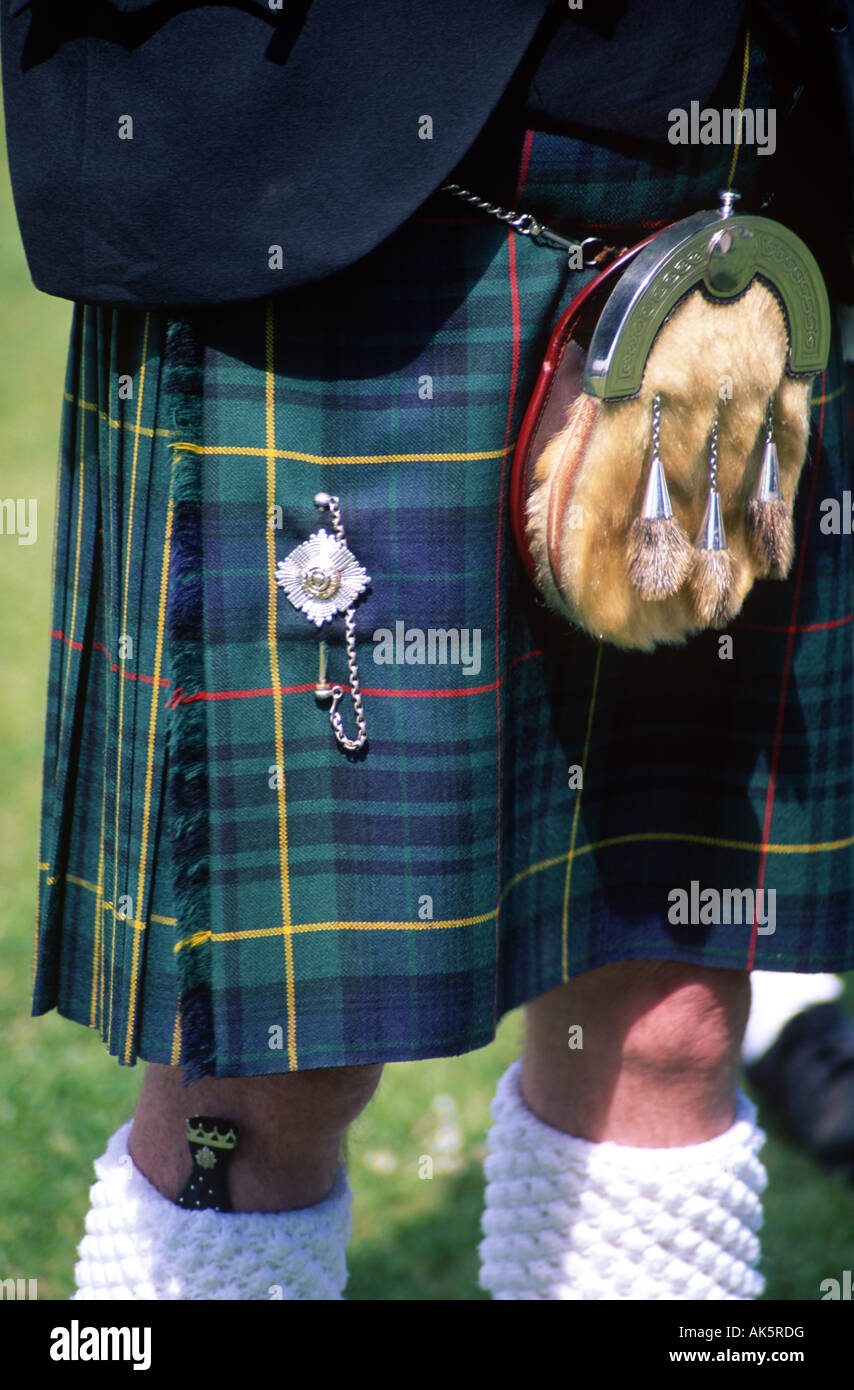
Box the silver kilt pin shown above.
[276,492,371,751]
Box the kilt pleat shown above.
[32,36,854,1077]
[35,306,177,1066]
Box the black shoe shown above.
[744,1001,854,1177]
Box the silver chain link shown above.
[319,494,368,752]
[441,182,607,266]
[651,392,662,459]
[441,182,546,236]
[708,415,719,492]
[329,607,368,752]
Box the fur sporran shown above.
[509,198,831,651]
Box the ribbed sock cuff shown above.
[479,1060,767,1300]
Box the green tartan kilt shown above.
[32,49,854,1077]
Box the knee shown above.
[611,962,750,1078]
[529,960,750,1078]
[277,1063,384,1132]
[524,962,750,1143]
[210,1062,384,1136]
[131,1061,384,1207]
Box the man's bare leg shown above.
[72,1062,384,1299]
[479,961,765,1300]
[129,1061,384,1211]
[521,960,749,1145]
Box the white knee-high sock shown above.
[73,1121,353,1300]
[479,1060,767,1301]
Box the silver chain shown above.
[441,182,606,267]
[708,415,719,491]
[651,392,662,459]
[319,494,368,752]
[329,607,368,751]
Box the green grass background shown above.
[0,103,852,1302]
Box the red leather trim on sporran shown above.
[509,234,658,585]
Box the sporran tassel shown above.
[626,394,693,600]
[746,400,794,578]
[690,492,736,627]
[689,416,736,627]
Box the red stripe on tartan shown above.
[747,378,827,969]
[53,607,854,700]
[179,684,315,702]
[50,630,170,687]
[176,662,557,703]
[736,612,853,635]
[52,627,84,651]
[55,604,854,708]
[182,681,509,702]
[171,647,584,704]
[50,625,595,703]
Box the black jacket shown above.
[0,0,553,308]
[2,0,852,310]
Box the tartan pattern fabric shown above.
[33,47,854,1077]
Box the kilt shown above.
[33,40,854,1078]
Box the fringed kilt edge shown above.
[163,317,215,1083]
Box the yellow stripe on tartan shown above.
[168,441,511,466]
[582,829,854,856]
[812,382,846,407]
[67,390,509,461]
[63,392,172,438]
[104,911,147,930]
[42,867,177,924]
[109,313,151,1053]
[560,642,603,982]
[103,316,117,1039]
[170,1011,182,1066]
[176,930,212,952]
[42,810,854,948]
[726,27,751,191]
[90,764,108,1027]
[504,828,854,908]
[123,486,174,1063]
[265,298,297,1070]
[174,909,499,951]
[99,605,112,1029]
